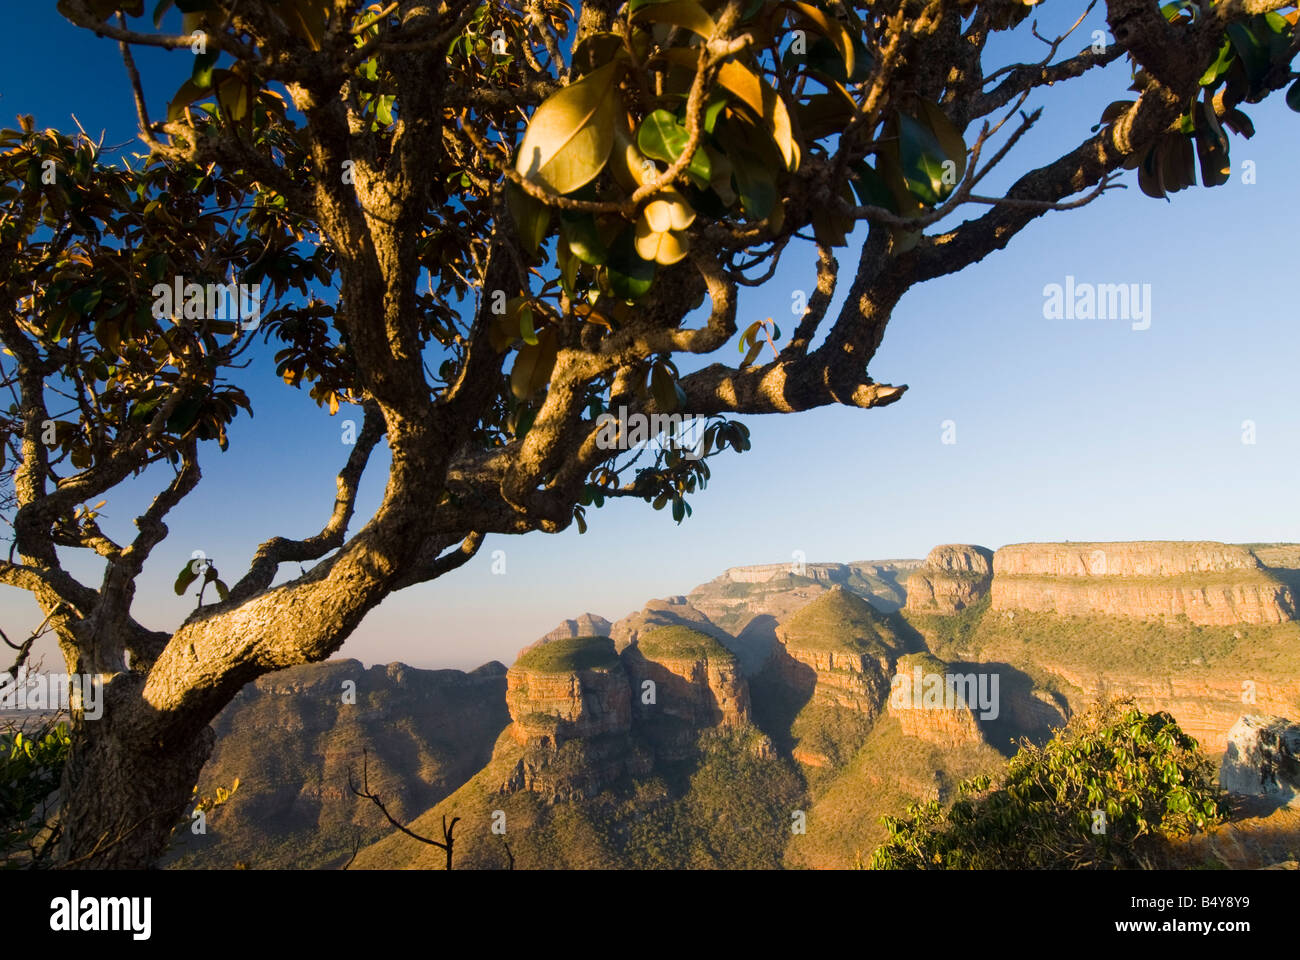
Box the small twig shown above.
[348,749,459,869]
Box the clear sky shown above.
[3,5,1298,672]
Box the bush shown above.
[0,721,70,867]
[868,699,1228,869]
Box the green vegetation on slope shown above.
[623,727,804,869]
[514,635,620,673]
[166,660,508,870]
[352,725,803,870]
[785,715,1004,869]
[636,625,735,662]
[779,588,905,657]
[789,702,878,773]
[906,594,1300,679]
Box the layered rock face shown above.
[725,562,866,584]
[990,542,1297,625]
[885,654,986,748]
[502,637,648,801]
[1029,665,1300,753]
[502,629,758,797]
[905,544,994,614]
[773,587,897,715]
[624,626,751,760]
[506,658,630,748]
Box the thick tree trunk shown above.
[53,680,214,869]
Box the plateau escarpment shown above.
[991,542,1296,625]
[905,544,994,615]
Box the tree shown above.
[868,699,1229,869]
[0,0,1294,867]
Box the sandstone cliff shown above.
[772,587,903,717]
[885,653,986,748]
[623,626,751,760]
[1034,665,1300,754]
[501,626,765,798]
[905,544,994,615]
[502,636,650,802]
[990,541,1297,625]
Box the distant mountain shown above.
[166,658,509,869]
[177,541,1300,869]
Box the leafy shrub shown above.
[869,699,1227,869]
[0,722,70,867]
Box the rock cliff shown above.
[772,587,902,715]
[905,544,994,614]
[990,542,1297,625]
[1043,666,1300,754]
[885,653,986,748]
[502,636,649,801]
[623,626,751,760]
[610,597,727,652]
[501,628,763,798]
[1220,715,1300,808]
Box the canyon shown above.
[180,539,1300,869]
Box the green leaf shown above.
[192,48,219,89]
[1226,22,1268,97]
[790,2,855,78]
[604,227,656,301]
[850,162,896,211]
[518,304,538,345]
[559,211,608,265]
[174,562,199,596]
[629,0,716,38]
[515,61,622,194]
[1199,38,1235,87]
[506,181,550,257]
[729,149,776,220]
[637,110,712,189]
[715,60,797,171]
[69,287,103,316]
[896,109,949,205]
[509,328,559,400]
[1288,78,1300,113]
[216,73,249,123]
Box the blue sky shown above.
[3,5,1298,671]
